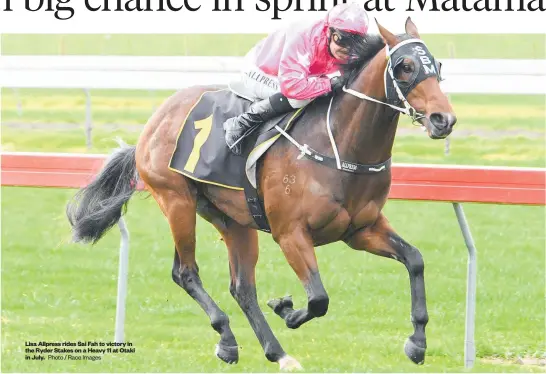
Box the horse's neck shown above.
[333,48,400,165]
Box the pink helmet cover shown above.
[326,2,369,35]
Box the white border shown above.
[0,0,544,34]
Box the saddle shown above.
[168,84,305,232]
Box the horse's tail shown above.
[66,140,139,244]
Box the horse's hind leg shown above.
[345,213,429,365]
[150,184,239,364]
[200,200,301,370]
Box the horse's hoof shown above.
[278,355,302,371]
[215,343,239,364]
[267,295,293,314]
[404,338,426,365]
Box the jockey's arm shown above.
[278,34,332,101]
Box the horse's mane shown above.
[338,33,386,85]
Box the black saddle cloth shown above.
[169,89,302,190]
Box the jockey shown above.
[224,2,370,155]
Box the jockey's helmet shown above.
[326,3,369,48]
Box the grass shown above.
[1,125,544,167]
[3,90,545,133]
[2,88,545,168]
[2,34,545,59]
[1,187,544,372]
[2,88,545,167]
[2,88,169,126]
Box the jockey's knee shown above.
[287,98,311,109]
[269,92,295,112]
[269,93,309,112]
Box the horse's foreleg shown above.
[268,227,329,330]
[151,186,238,364]
[213,220,301,370]
[345,213,429,365]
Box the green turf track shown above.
[2,90,544,132]
[1,187,544,372]
[1,125,544,168]
[2,34,544,59]
[1,89,545,168]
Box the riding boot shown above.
[224,93,293,155]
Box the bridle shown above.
[342,38,442,125]
[275,38,443,174]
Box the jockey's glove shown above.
[330,75,346,92]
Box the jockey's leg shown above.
[223,66,310,155]
[224,93,295,155]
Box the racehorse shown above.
[66,18,456,370]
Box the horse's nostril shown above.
[430,113,446,129]
[430,112,456,129]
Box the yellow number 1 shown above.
[184,115,213,173]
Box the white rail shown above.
[2,56,545,94]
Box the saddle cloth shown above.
[168,89,302,190]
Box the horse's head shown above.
[376,18,457,139]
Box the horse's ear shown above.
[375,18,397,47]
[405,17,420,38]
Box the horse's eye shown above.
[393,60,414,81]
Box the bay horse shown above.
[67,18,456,370]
